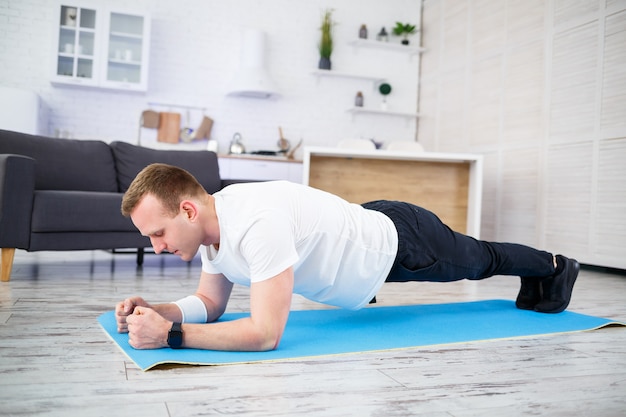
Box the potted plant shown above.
[318,9,334,70]
[392,22,417,45]
[379,82,392,110]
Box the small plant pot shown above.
[402,39,410,45]
[318,57,331,70]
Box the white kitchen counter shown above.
[302,146,483,238]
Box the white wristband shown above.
[172,295,208,323]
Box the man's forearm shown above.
[180,317,280,352]
[152,303,183,322]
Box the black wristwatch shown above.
[167,322,183,349]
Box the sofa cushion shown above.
[110,141,222,193]
[31,190,136,232]
[0,129,118,192]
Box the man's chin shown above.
[179,252,193,262]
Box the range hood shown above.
[227,29,280,99]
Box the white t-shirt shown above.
[200,181,398,310]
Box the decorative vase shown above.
[376,27,388,42]
[318,56,331,70]
[359,24,368,39]
[355,91,364,107]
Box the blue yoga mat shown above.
[98,299,623,371]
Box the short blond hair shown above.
[121,163,207,217]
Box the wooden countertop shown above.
[218,153,302,163]
[302,146,482,163]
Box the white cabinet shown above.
[219,156,303,183]
[53,5,99,86]
[52,4,150,92]
[0,87,48,135]
[101,11,150,90]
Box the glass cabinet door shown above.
[104,12,147,89]
[56,6,97,83]
[52,5,150,91]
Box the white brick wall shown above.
[0,0,422,155]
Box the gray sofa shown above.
[0,129,235,282]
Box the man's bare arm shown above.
[181,267,294,351]
[116,271,232,333]
[126,267,294,351]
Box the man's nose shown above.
[150,237,166,254]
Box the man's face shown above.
[130,194,200,261]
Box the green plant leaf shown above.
[392,22,404,36]
[318,9,335,58]
[379,83,392,95]
[392,22,417,36]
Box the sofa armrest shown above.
[0,154,35,248]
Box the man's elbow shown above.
[253,329,283,351]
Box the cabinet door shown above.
[219,158,303,182]
[51,5,150,92]
[101,11,150,91]
[53,5,99,86]
[227,159,289,180]
[287,162,303,183]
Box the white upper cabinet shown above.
[101,11,150,90]
[53,5,100,86]
[52,4,150,92]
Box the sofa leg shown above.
[1,248,16,282]
[136,248,144,266]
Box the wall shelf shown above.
[347,107,419,119]
[348,39,425,55]
[312,69,385,85]
[313,33,423,126]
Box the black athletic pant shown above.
[362,201,555,283]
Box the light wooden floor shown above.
[1,249,625,417]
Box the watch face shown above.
[168,332,182,348]
[168,323,183,348]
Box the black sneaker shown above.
[515,277,542,310]
[534,255,579,314]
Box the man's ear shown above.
[180,200,197,221]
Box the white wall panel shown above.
[469,55,502,148]
[471,0,506,57]
[545,142,593,257]
[420,0,626,268]
[554,0,599,27]
[601,10,626,136]
[441,1,469,71]
[506,0,546,45]
[549,22,598,142]
[479,152,500,241]
[499,148,540,246]
[415,81,439,150]
[503,41,544,146]
[594,138,626,259]
[438,70,466,149]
